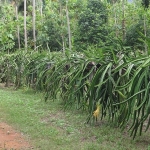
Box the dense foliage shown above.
[74,0,108,50]
[1,0,150,139]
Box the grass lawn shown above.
[0,86,150,150]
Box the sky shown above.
[128,0,133,3]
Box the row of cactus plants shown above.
[0,47,150,139]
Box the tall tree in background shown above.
[59,0,65,52]
[14,0,21,50]
[75,0,108,50]
[32,0,36,50]
[142,0,149,54]
[66,0,71,51]
[112,0,118,37]
[40,0,44,17]
[24,0,27,51]
[122,0,126,42]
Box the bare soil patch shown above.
[0,122,32,150]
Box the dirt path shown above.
[0,83,33,150]
[0,122,32,150]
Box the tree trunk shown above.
[24,0,27,51]
[143,14,147,54]
[40,0,43,17]
[59,1,65,52]
[32,0,36,50]
[15,3,20,50]
[66,0,71,51]
[112,0,118,37]
[122,0,126,42]
[5,60,10,87]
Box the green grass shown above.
[0,86,150,150]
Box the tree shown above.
[142,0,149,9]
[142,0,149,54]
[74,0,108,51]
[122,0,126,42]
[32,0,36,50]
[13,0,21,50]
[24,0,27,51]
[125,1,150,52]
[66,0,71,51]
[59,0,65,52]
